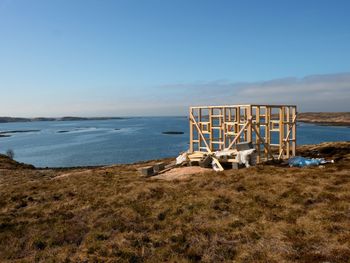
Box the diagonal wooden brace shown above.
[278,114,297,159]
[225,117,252,150]
[251,124,275,160]
[190,112,224,171]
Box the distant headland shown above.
[298,112,350,126]
[0,116,127,123]
[0,112,349,126]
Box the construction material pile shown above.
[138,142,257,177]
[177,142,257,171]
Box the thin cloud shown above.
[0,72,349,116]
[156,72,350,112]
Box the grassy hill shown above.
[0,142,350,262]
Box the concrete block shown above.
[250,153,258,166]
[199,155,212,168]
[231,162,239,170]
[139,166,154,177]
[153,162,165,173]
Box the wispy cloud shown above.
[0,72,349,116]
[155,72,350,113]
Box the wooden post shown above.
[279,107,285,159]
[255,106,261,163]
[236,107,240,143]
[222,107,226,150]
[286,107,290,158]
[266,107,271,160]
[189,107,193,153]
[198,108,202,152]
[278,114,297,159]
[227,107,231,148]
[247,105,252,143]
[209,108,213,151]
[292,106,297,156]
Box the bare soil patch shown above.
[152,166,212,181]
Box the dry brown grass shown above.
[0,142,350,262]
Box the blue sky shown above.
[0,0,349,116]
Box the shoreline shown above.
[1,142,347,170]
[1,113,349,126]
[298,120,350,127]
[298,112,350,126]
[0,116,128,123]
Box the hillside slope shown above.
[0,142,350,262]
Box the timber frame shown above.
[189,104,297,163]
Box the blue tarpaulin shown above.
[288,156,329,167]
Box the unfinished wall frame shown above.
[189,104,297,163]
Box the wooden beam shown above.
[198,108,202,152]
[189,107,193,152]
[292,107,297,156]
[255,106,261,163]
[279,106,284,158]
[286,107,290,158]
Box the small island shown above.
[0,130,41,137]
[162,131,184,135]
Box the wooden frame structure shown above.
[189,104,297,164]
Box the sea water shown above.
[0,117,349,167]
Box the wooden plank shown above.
[266,107,271,160]
[247,106,252,142]
[292,107,297,156]
[279,106,284,158]
[212,157,224,171]
[219,107,223,150]
[255,106,261,163]
[209,108,213,150]
[189,107,194,152]
[236,107,241,143]
[198,108,202,153]
[286,107,290,158]
[222,107,226,150]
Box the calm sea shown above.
[0,117,349,167]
